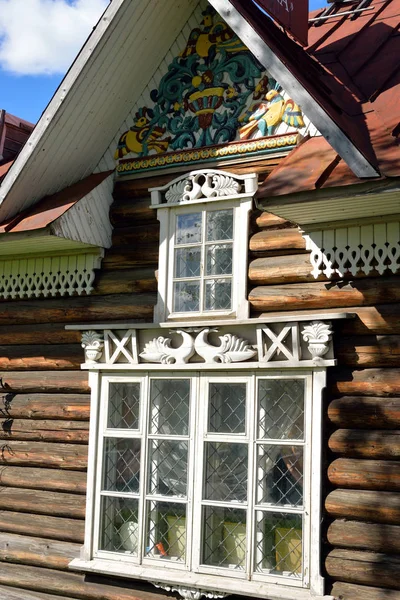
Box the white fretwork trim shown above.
[303,222,400,278]
[104,329,138,364]
[0,251,103,299]
[150,169,257,207]
[151,581,227,600]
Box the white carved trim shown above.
[104,329,138,364]
[81,331,104,363]
[0,251,103,299]
[301,321,333,363]
[150,169,257,207]
[303,222,400,278]
[151,581,227,599]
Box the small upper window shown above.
[150,170,257,322]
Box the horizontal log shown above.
[339,304,400,336]
[249,253,320,284]
[254,212,294,229]
[0,488,85,518]
[325,548,400,590]
[249,276,400,312]
[0,294,155,325]
[249,228,306,254]
[329,430,400,459]
[325,489,400,524]
[0,511,84,543]
[111,223,159,247]
[94,268,157,295]
[0,345,82,370]
[2,393,90,419]
[328,396,400,429]
[0,419,89,443]
[328,458,400,491]
[0,441,87,470]
[110,196,156,226]
[0,562,177,600]
[0,467,87,493]
[0,374,89,394]
[102,247,159,269]
[327,519,400,553]
[0,532,80,570]
[336,335,400,368]
[0,323,80,346]
[331,581,400,600]
[0,584,78,600]
[328,368,400,397]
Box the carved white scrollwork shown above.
[81,331,104,363]
[151,582,227,600]
[165,172,242,204]
[140,328,256,364]
[301,321,333,361]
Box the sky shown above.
[0,0,328,125]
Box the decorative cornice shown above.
[151,581,227,600]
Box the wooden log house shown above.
[0,1,399,600]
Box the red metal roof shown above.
[0,110,34,166]
[0,171,113,234]
[231,0,400,195]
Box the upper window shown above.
[150,170,257,322]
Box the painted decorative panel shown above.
[113,4,313,176]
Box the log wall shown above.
[0,166,399,599]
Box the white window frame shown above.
[149,170,257,323]
[73,366,329,600]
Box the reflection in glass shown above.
[205,279,231,311]
[206,244,233,276]
[146,501,186,562]
[100,496,139,554]
[149,379,190,435]
[206,210,233,241]
[102,438,141,493]
[148,440,188,497]
[255,511,302,578]
[257,445,303,507]
[108,382,140,429]
[175,247,201,278]
[208,382,246,434]
[204,442,248,502]
[176,213,202,245]
[202,506,246,569]
[174,280,200,312]
[258,379,304,440]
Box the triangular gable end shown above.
[97,0,319,177]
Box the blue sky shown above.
[0,0,327,125]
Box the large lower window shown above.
[90,371,315,598]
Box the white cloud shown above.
[0,0,109,75]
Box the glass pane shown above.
[175,247,201,278]
[145,501,186,562]
[206,244,233,276]
[206,210,233,241]
[149,379,190,436]
[102,438,141,493]
[255,511,302,578]
[174,280,200,312]
[202,506,246,570]
[257,445,303,507]
[208,382,246,434]
[205,279,231,311]
[148,440,188,498]
[258,379,305,440]
[204,442,248,502]
[100,496,139,554]
[108,382,140,429]
[176,213,202,245]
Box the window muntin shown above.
[172,208,234,314]
[94,372,310,589]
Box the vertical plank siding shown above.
[0,169,399,600]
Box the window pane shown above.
[174,280,200,312]
[258,379,305,440]
[102,438,141,493]
[149,379,190,436]
[145,501,186,562]
[108,382,140,429]
[206,244,233,276]
[175,247,201,278]
[206,210,233,241]
[208,382,246,434]
[205,279,231,311]
[148,440,188,498]
[202,506,246,570]
[257,445,303,507]
[176,213,202,245]
[204,442,248,502]
[255,511,302,578]
[100,496,139,554]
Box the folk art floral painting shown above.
[115,6,308,174]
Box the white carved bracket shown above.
[81,331,104,363]
[104,329,138,364]
[150,169,257,206]
[152,581,227,600]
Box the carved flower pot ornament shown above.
[81,331,104,363]
[301,321,332,361]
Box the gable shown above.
[97,1,317,176]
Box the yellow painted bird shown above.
[239,90,305,139]
[114,108,170,159]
